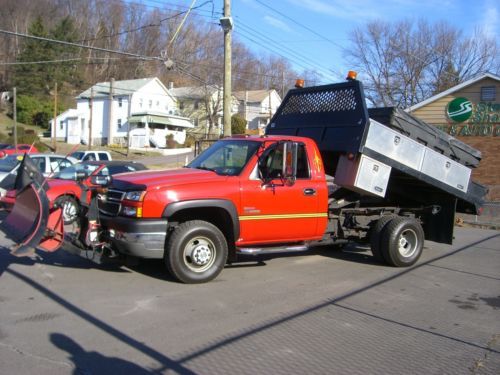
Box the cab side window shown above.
[260,143,310,180]
[262,144,284,179]
[296,144,310,179]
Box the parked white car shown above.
[70,150,112,162]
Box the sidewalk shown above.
[457,202,500,230]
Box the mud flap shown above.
[0,154,64,257]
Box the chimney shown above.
[168,82,174,90]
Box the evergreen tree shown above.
[51,16,82,89]
[14,17,54,97]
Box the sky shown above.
[144,0,499,84]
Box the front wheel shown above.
[380,217,424,267]
[55,196,80,225]
[165,220,228,283]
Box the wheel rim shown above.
[62,201,78,222]
[183,236,216,273]
[397,228,418,258]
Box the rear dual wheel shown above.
[371,216,424,267]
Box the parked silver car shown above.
[0,154,78,194]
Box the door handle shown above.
[303,188,316,196]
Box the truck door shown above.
[238,142,325,244]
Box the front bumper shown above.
[99,214,168,259]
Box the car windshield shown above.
[187,139,261,176]
[70,152,85,160]
[0,155,22,172]
[53,162,100,180]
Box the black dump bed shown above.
[266,79,487,212]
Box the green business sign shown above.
[446,97,473,123]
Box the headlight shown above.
[121,206,143,217]
[124,191,145,201]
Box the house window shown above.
[481,86,496,101]
[118,98,122,107]
[194,100,199,109]
[179,101,184,110]
[117,119,122,129]
[139,98,143,108]
[59,120,64,130]
[156,100,160,107]
[149,100,152,108]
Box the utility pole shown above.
[221,0,233,137]
[281,70,285,99]
[126,94,132,157]
[88,87,93,150]
[108,78,114,145]
[13,87,17,149]
[53,82,57,152]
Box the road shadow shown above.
[0,244,130,278]
[51,333,155,374]
[126,258,178,283]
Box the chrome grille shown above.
[98,189,125,216]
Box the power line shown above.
[3,52,301,86]
[0,29,161,61]
[233,28,331,82]
[253,0,344,50]
[90,1,336,81]
[77,1,214,43]
[0,58,82,65]
[236,20,338,81]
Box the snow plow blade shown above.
[0,154,64,257]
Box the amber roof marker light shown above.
[295,79,305,88]
[346,71,357,80]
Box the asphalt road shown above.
[0,223,499,374]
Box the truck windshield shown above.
[188,139,261,176]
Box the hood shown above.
[47,178,80,190]
[111,167,228,191]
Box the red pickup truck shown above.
[97,135,328,282]
[3,77,486,283]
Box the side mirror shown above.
[75,171,86,180]
[282,141,297,186]
[90,175,111,186]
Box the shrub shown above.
[15,95,54,128]
[231,115,247,135]
[166,134,177,149]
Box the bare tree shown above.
[345,19,499,108]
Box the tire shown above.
[380,217,424,267]
[165,220,228,284]
[370,215,395,262]
[55,196,80,225]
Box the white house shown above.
[233,89,282,132]
[50,77,193,148]
[169,85,239,138]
